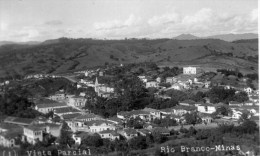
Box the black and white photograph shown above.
[0,0,259,156]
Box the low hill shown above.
[173,34,200,40]
[0,38,258,79]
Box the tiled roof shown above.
[62,113,82,120]
[4,116,34,125]
[24,125,44,131]
[37,102,67,109]
[54,107,81,114]
[99,130,120,136]
[173,105,196,111]
[85,120,114,126]
[75,113,97,119]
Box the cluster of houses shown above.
[24,74,60,79]
[0,66,259,149]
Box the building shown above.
[172,105,196,116]
[229,101,243,107]
[67,96,87,108]
[54,106,82,116]
[183,67,197,75]
[4,117,34,126]
[156,77,161,83]
[171,83,183,90]
[122,128,138,140]
[48,91,66,102]
[98,130,120,140]
[166,77,177,84]
[23,126,43,144]
[35,102,67,114]
[66,120,89,132]
[0,124,23,148]
[137,76,148,83]
[75,113,100,122]
[94,77,115,98]
[196,103,219,114]
[244,87,253,94]
[146,81,159,88]
[86,120,116,133]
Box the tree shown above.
[233,91,249,103]
[238,111,251,123]
[184,112,201,125]
[215,105,231,116]
[80,133,103,147]
[58,122,75,148]
[129,136,148,150]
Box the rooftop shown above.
[62,113,83,120]
[37,102,67,109]
[75,113,97,120]
[99,130,120,136]
[4,116,34,125]
[85,120,114,126]
[54,107,81,114]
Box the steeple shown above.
[95,77,99,92]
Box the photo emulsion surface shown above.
[0,0,259,155]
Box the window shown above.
[205,106,208,112]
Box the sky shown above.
[0,0,258,42]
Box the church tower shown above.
[94,77,99,92]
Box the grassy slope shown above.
[0,38,258,78]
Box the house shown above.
[249,96,259,103]
[67,96,87,108]
[23,125,44,144]
[137,76,148,83]
[143,107,162,119]
[166,77,177,84]
[72,132,89,145]
[0,123,23,148]
[98,130,120,140]
[179,100,195,106]
[172,105,196,116]
[146,81,159,88]
[204,81,211,88]
[171,83,183,90]
[244,101,254,106]
[244,87,253,94]
[122,128,138,140]
[48,91,66,102]
[196,103,220,114]
[54,106,82,116]
[61,113,83,120]
[229,101,243,107]
[86,120,116,133]
[156,77,161,83]
[66,120,89,132]
[136,129,151,136]
[183,67,197,75]
[35,102,67,114]
[75,113,100,122]
[200,114,213,124]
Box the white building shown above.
[183,67,197,75]
[98,130,120,140]
[67,96,87,108]
[244,87,253,94]
[196,103,218,114]
[86,120,116,133]
[146,81,159,88]
[23,126,43,145]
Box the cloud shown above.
[44,20,63,26]
[93,14,142,31]
[148,13,180,26]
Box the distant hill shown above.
[205,33,258,42]
[0,41,41,46]
[0,37,258,79]
[173,34,200,40]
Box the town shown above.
[0,62,259,156]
